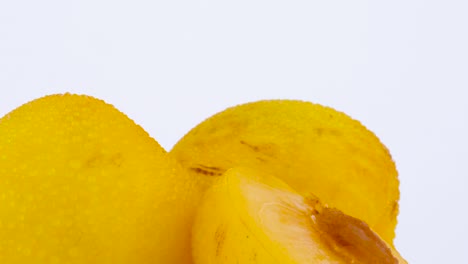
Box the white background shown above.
[1,1,467,263]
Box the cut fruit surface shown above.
[192,167,406,264]
[0,94,197,263]
[171,100,399,244]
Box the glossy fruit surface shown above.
[0,94,196,263]
[192,167,406,264]
[171,100,399,244]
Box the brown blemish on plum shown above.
[391,201,399,217]
[313,128,341,137]
[240,140,261,152]
[239,140,277,158]
[190,165,224,177]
